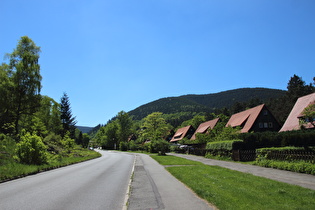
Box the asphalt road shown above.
[0,150,135,210]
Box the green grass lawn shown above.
[151,155,315,210]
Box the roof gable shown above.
[170,125,193,142]
[226,104,265,133]
[280,92,315,132]
[191,118,220,140]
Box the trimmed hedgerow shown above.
[240,130,315,149]
[255,147,315,174]
[205,140,243,158]
[256,147,315,162]
[254,160,315,175]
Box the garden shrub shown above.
[150,140,170,155]
[256,147,315,162]
[206,140,243,158]
[255,146,315,174]
[15,133,48,165]
[60,133,75,154]
[254,160,315,175]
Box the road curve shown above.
[0,150,135,210]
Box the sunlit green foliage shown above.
[139,112,172,142]
[15,132,48,165]
[116,111,133,144]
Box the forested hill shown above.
[180,88,286,108]
[76,126,94,134]
[128,88,286,120]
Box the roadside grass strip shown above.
[0,150,101,182]
[151,155,315,210]
[151,154,204,166]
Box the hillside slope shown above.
[128,88,286,120]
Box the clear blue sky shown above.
[1,0,315,127]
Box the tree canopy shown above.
[1,36,42,135]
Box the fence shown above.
[262,150,315,162]
[176,146,315,162]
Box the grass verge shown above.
[151,155,315,210]
[0,149,101,182]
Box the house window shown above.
[264,123,268,128]
[269,122,273,128]
[263,110,268,116]
[259,123,264,128]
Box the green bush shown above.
[15,133,48,165]
[256,147,315,162]
[0,134,16,165]
[128,140,138,151]
[254,160,315,175]
[119,141,128,151]
[206,140,243,158]
[151,140,170,155]
[143,140,170,154]
[43,133,63,154]
[60,133,75,155]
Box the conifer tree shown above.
[60,92,76,139]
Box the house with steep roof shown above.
[280,92,315,132]
[226,104,281,133]
[170,125,195,142]
[191,118,220,140]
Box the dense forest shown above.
[128,88,286,125]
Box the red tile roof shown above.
[191,118,220,140]
[170,125,193,142]
[280,92,315,132]
[226,104,265,133]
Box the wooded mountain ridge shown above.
[128,88,286,121]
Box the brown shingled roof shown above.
[280,92,315,132]
[170,125,193,142]
[226,104,265,133]
[191,118,220,140]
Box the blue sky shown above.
[1,0,315,127]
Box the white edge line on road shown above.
[122,154,137,210]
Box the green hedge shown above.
[240,130,315,149]
[254,160,315,175]
[206,140,243,158]
[256,147,315,162]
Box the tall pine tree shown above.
[60,92,76,139]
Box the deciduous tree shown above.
[7,36,42,135]
[139,112,171,142]
[116,111,133,144]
